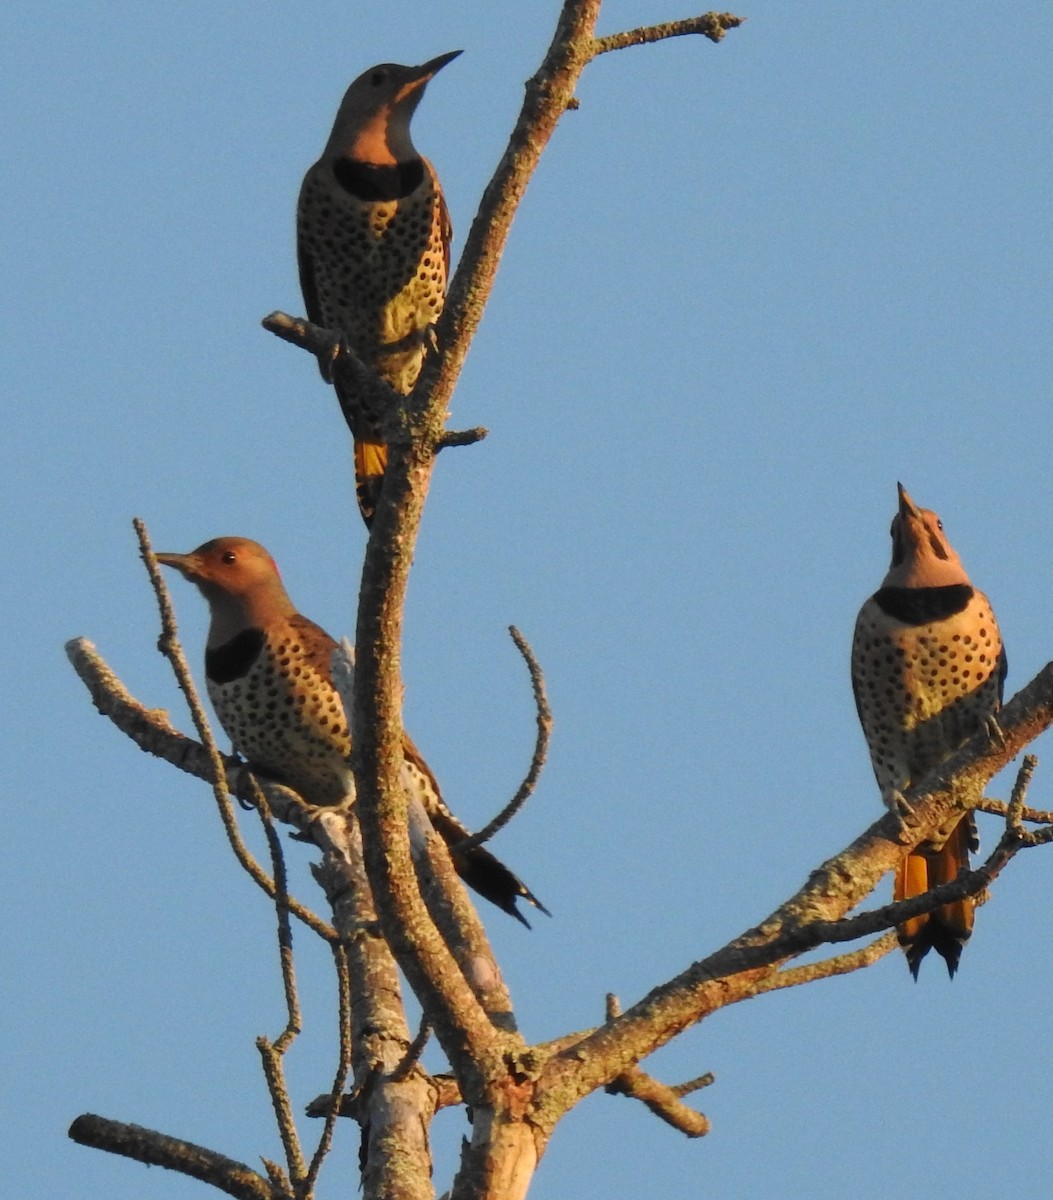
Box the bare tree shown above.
[66,5,1053,1199]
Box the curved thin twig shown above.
[304,940,354,1192]
[252,790,307,1189]
[257,1034,306,1189]
[457,626,552,852]
[255,792,302,1056]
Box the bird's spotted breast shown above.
[851,592,1003,799]
[297,164,447,391]
[206,627,351,806]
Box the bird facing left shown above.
[156,536,548,925]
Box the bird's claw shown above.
[890,788,914,818]
[888,789,917,843]
[318,334,342,384]
[985,714,1007,749]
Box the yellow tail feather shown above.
[353,439,388,527]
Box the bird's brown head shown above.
[883,482,968,589]
[155,537,296,644]
[325,50,462,165]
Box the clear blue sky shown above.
[5,3,1052,1197]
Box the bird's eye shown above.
[936,520,944,531]
[370,70,387,86]
[221,551,237,564]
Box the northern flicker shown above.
[156,537,547,926]
[297,51,460,526]
[851,484,1005,977]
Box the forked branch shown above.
[603,995,712,1137]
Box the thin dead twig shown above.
[256,1035,307,1189]
[605,1070,712,1137]
[592,12,745,56]
[304,940,354,1193]
[1006,755,1039,839]
[754,933,900,995]
[457,626,552,852]
[252,790,309,1190]
[977,796,1053,825]
[255,789,302,1054]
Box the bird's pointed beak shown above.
[896,482,921,520]
[155,551,197,578]
[416,49,463,82]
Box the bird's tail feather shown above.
[354,439,387,527]
[895,814,975,978]
[426,805,550,928]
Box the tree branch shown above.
[457,626,552,852]
[343,8,745,1189]
[437,427,489,450]
[311,812,437,1200]
[603,996,711,1137]
[605,1070,712,1137]
[752,933,900,995]
[592,12,745,56]
[329,642,520,1035]
[303,940,353,1193]
[349,0,621,1114]
[410,803,520,1033]
[253,792,308,1189]
[531,661,1053,1128]
[68,1116,277,1200]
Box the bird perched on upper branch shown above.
[297,51,461,526]
[851,484,1005,977]
[156,536,547,926]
